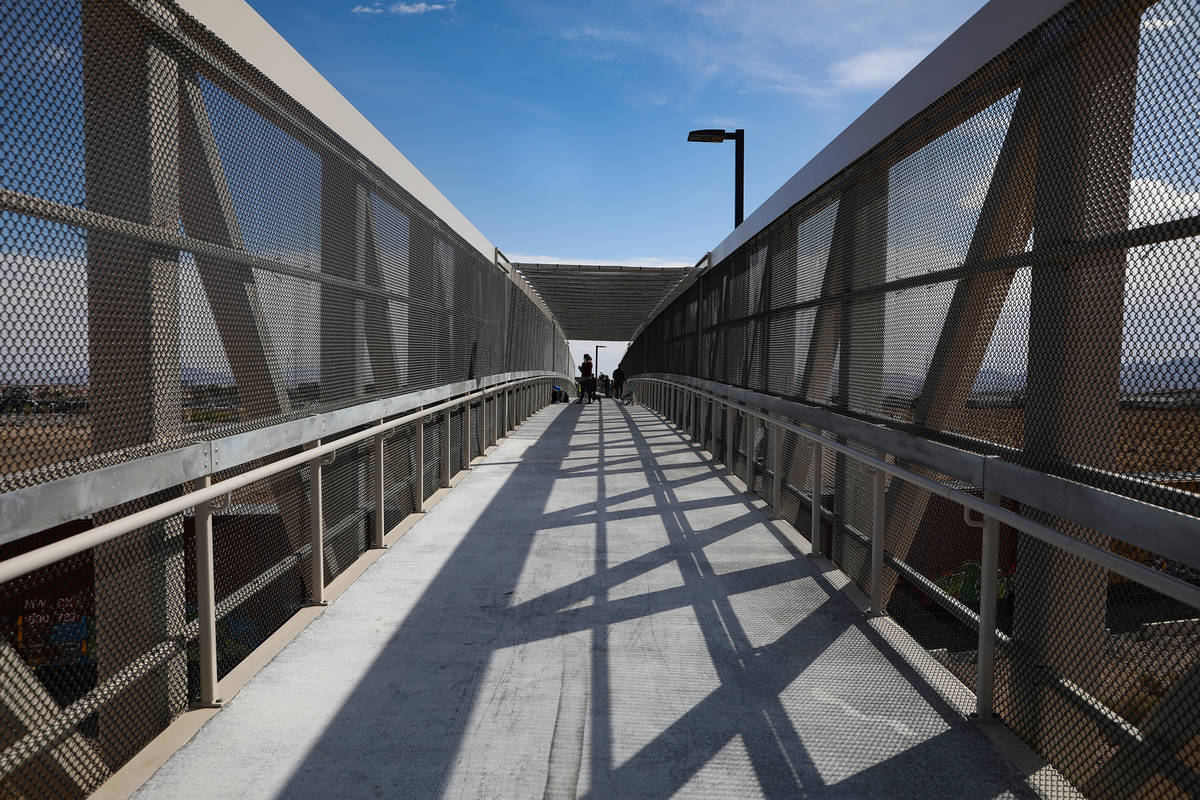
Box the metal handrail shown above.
[0,375,547,587]
[0,374,552,775]
[637,375,1200,729]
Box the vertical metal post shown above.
[441,409,451,487]
[772,422,782,508]
[743,413,754,493]
[811,440,823,553]
[463,400,472,469]
[976,490,1001,719]
[725,404,734,473]
[482,393,489,451]
[870,467,886,616]
[701,396,709,452]
[373,431,386,549]
[195,475,220,706]
[734,128,745,228]
[416,418,426,513]
[309,441,326,605]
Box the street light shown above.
[687,128,744,228]
[594,344,606,375]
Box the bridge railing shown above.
[0,373,557,797]
[640,374,1200,798]
[626,0,1200,796]
[0,0,569,795]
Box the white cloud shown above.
[829,47,927,90]
[1141,17,1179,30]
[390,1,454,14]
[546,1,978,101]
[352,1,455,15]
[1129,177,1200,228]
[41,42,72,64]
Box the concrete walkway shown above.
[137,401,1036,799]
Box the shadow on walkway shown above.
[143,401,1037,799]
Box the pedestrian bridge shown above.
[1,0,1199,798]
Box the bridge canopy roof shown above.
[514,263,693,342]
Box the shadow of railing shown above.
[273,401,1034,798]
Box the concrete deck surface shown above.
[137,401,1037,799]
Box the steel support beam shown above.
[82,1,187,768]
[1012,3,1142,770]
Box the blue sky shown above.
[245,0,989,267]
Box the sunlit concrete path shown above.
[136,401,1036,799]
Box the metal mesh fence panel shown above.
[382,422,420,532]
[625,1,1200,796]
[0,0,569,496]
[0,0,568,796]
[322,438,371,585]
[0,495,190,798]
[204,457,310,686]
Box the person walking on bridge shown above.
[612,367,626,401]
[577,354,594,405]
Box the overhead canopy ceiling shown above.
[514,263,693,341]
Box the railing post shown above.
[416,417,426,512]
[976,490,1001,720]
[691,391,697,440]
[309,440,326,606]
[811,440,824,554]
[772,422,782,508]
[195,474,221,707]
[743,413,754,493]
[701,396,709,452]
[725,404,734,473]
[373,431,386,549]
[441,409,451,487]
[481,393,489,452]
[870,466,886,616]
[463,400,472,469]
[687,390,693,435]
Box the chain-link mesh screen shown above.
[627,1,1200,796]
[0,0,565,795]
[204,453,310,690]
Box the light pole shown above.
[594,344,606,375]
[687,128,744,228]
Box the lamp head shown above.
[687,129,730,143]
